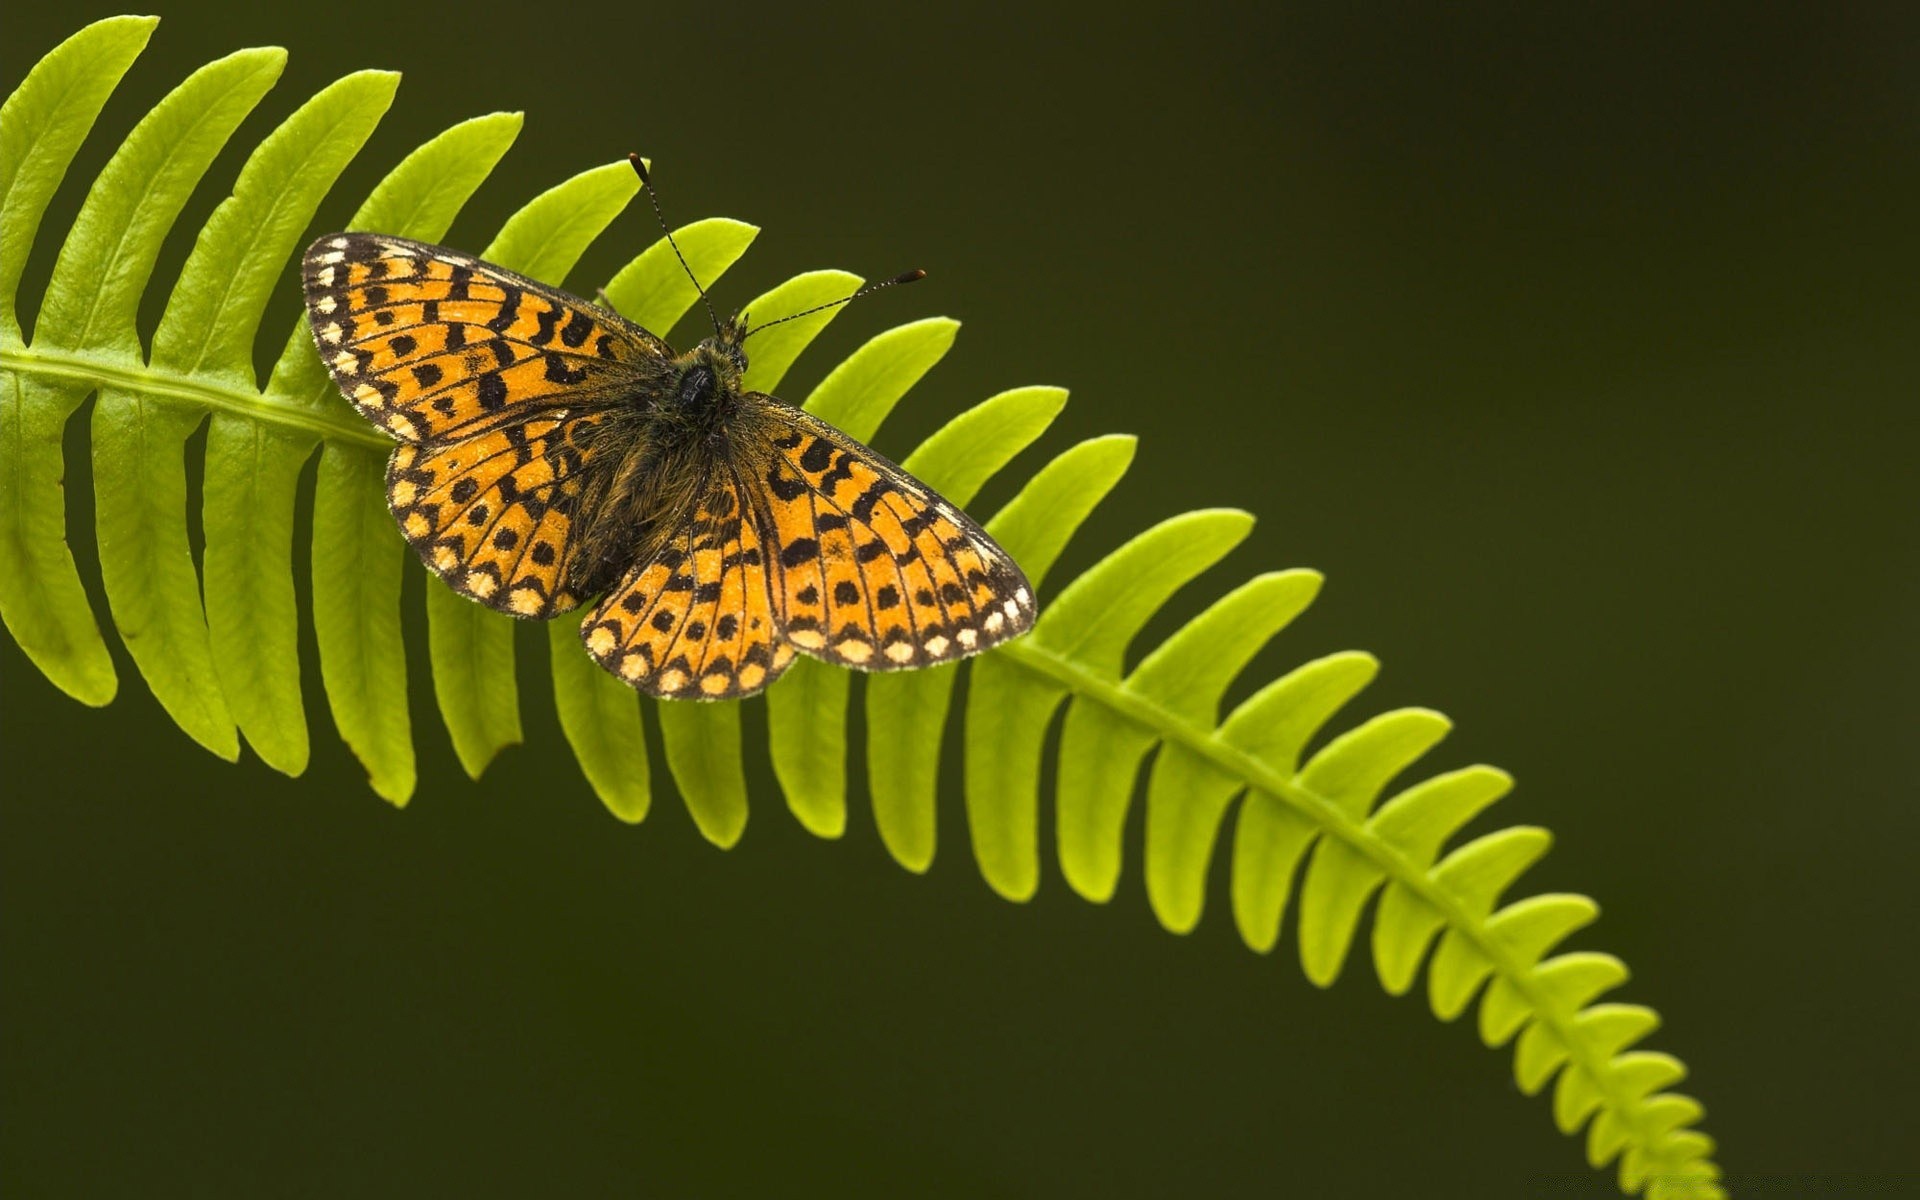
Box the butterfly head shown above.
[669,320,749,411]
[694,314,749,377]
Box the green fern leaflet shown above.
[0,17,1722,1198]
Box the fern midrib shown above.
[0,344,387,449]
[997,637,1681,1174]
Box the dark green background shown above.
[4,3,1914,1195]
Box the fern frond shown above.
[0,19,1722,1198]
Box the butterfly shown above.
[299,204,1034,700]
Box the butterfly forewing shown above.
[302,233,665,444]
[748,399,1036,671]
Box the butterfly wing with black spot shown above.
[745,397,1036,671]
[578,465,795,699]
[387,410,618,618]
[302,232,667,444]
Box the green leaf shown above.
[658,700,748,847]
[427,589,522,778]
[803,316,958,440]
[603,217,758,338]
[1028,509,1255,668]
[550,610,650,823]
[310,444,413,803]
[0,15,157,342]
[91,391,235,756]
[765,659,850,837]
[480,160,639,283]
[200,417,316,772]
[739,270,862,393]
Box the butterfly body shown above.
[303,232,1035,700]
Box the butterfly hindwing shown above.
[387,410,610,617]
[302,233,666,444]
[579,467,795,700]
[748,398,1036,671]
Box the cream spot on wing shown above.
[390,480,417,506]
[1014,587,1031,605]
[466,572,497,599]
[657,668,689,693]
[772,645,795,668]
[508,590,541,615]
[316,266,336,287]
[925,635,949,656]
[957,628,978,648]
[320,323,343,344]
[387,412,416,438]
[353,384,384,408]
[620,652,648,680]
[700,673,732,696]
[788,629,825,650]
[738,664,766,690]
[587,626,617,656]
[319,250,345,265]
[328,237,351,250]
[404,513,429,537]
[836,639,873,664]
[315,295,337,315]
[1003,599,1021,619]
[433,546,458,571]
[884,642,915,663]
[985,611,1006,633]
[333,350,357,372]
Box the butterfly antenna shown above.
[628,152,722,337]
[740,270,928,341]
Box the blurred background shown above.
[3,3,1914,1195]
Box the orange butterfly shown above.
[300,183,1033,700]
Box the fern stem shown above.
[0,346,387,450]
[996,636,1685,1185]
